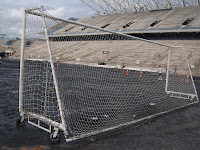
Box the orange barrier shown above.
[186,73,189,82]
[140,69,142,78]
[126,69,128,75]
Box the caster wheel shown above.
[189,96,195,103]
[189,99,194,103]
[16,117,25,126]
[50,131,60,143]
[89,137,95,142]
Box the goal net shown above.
[19,6,199,141]
[165,47,198,100]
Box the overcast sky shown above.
[0,0,95,38]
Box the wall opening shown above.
[101,24,111,28]
[149,20,161,27]
[182,18,194,25]
[65,27,75,32]
[123,22,134,28]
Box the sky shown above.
[0,0,95,38]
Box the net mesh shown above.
[22,10,61,123]
[20,7,199,139]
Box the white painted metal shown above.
[167,90,197,97]
[28,117,52,133]
[170,93,190,100]
[165,47,171,92]
[53,128,59,138]
[27,10,171,48]
[41,6,69,137]
[182,47,199,101]
[19,7,66,135]
[19,10,26,115]
[27,111,64,131]
[80,0,101,15]
[25,6,43,12]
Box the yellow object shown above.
[150,103,156,106]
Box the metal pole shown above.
[41,7,69,136]
[80,0,101,15]
[165,47,171,92]
[19,10,26,115]
[88,0,109,14]
[27,11,171,48]
[182,47,199,100]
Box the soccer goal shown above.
[18,6,199,142]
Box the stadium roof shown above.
[80,0,200,15]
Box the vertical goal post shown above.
[18,6,199,142]
[41,7,68,137]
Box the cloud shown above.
[8,8,24,20]
[48,7,67,18]
[0,8,24,37]
[0,0,95,37]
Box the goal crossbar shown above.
[26,6,171,48]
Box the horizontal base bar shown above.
[28,117,51,133]
[166,90,198,98]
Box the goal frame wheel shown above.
[16,117,25,126]
[50,128,60,143]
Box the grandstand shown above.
[50,5,200,34]
[80,0,200,15]
[5,5,200,76]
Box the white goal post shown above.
[18,6,199,142]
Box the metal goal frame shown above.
[18,6,199,142]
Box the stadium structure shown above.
[81,0,200,15]
[1,0,198,143]
[1,1,200,75]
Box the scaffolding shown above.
[80,0,200,15]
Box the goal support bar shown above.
[19,10,26,115]
[26,7,171,48]
[41,6,69,137]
